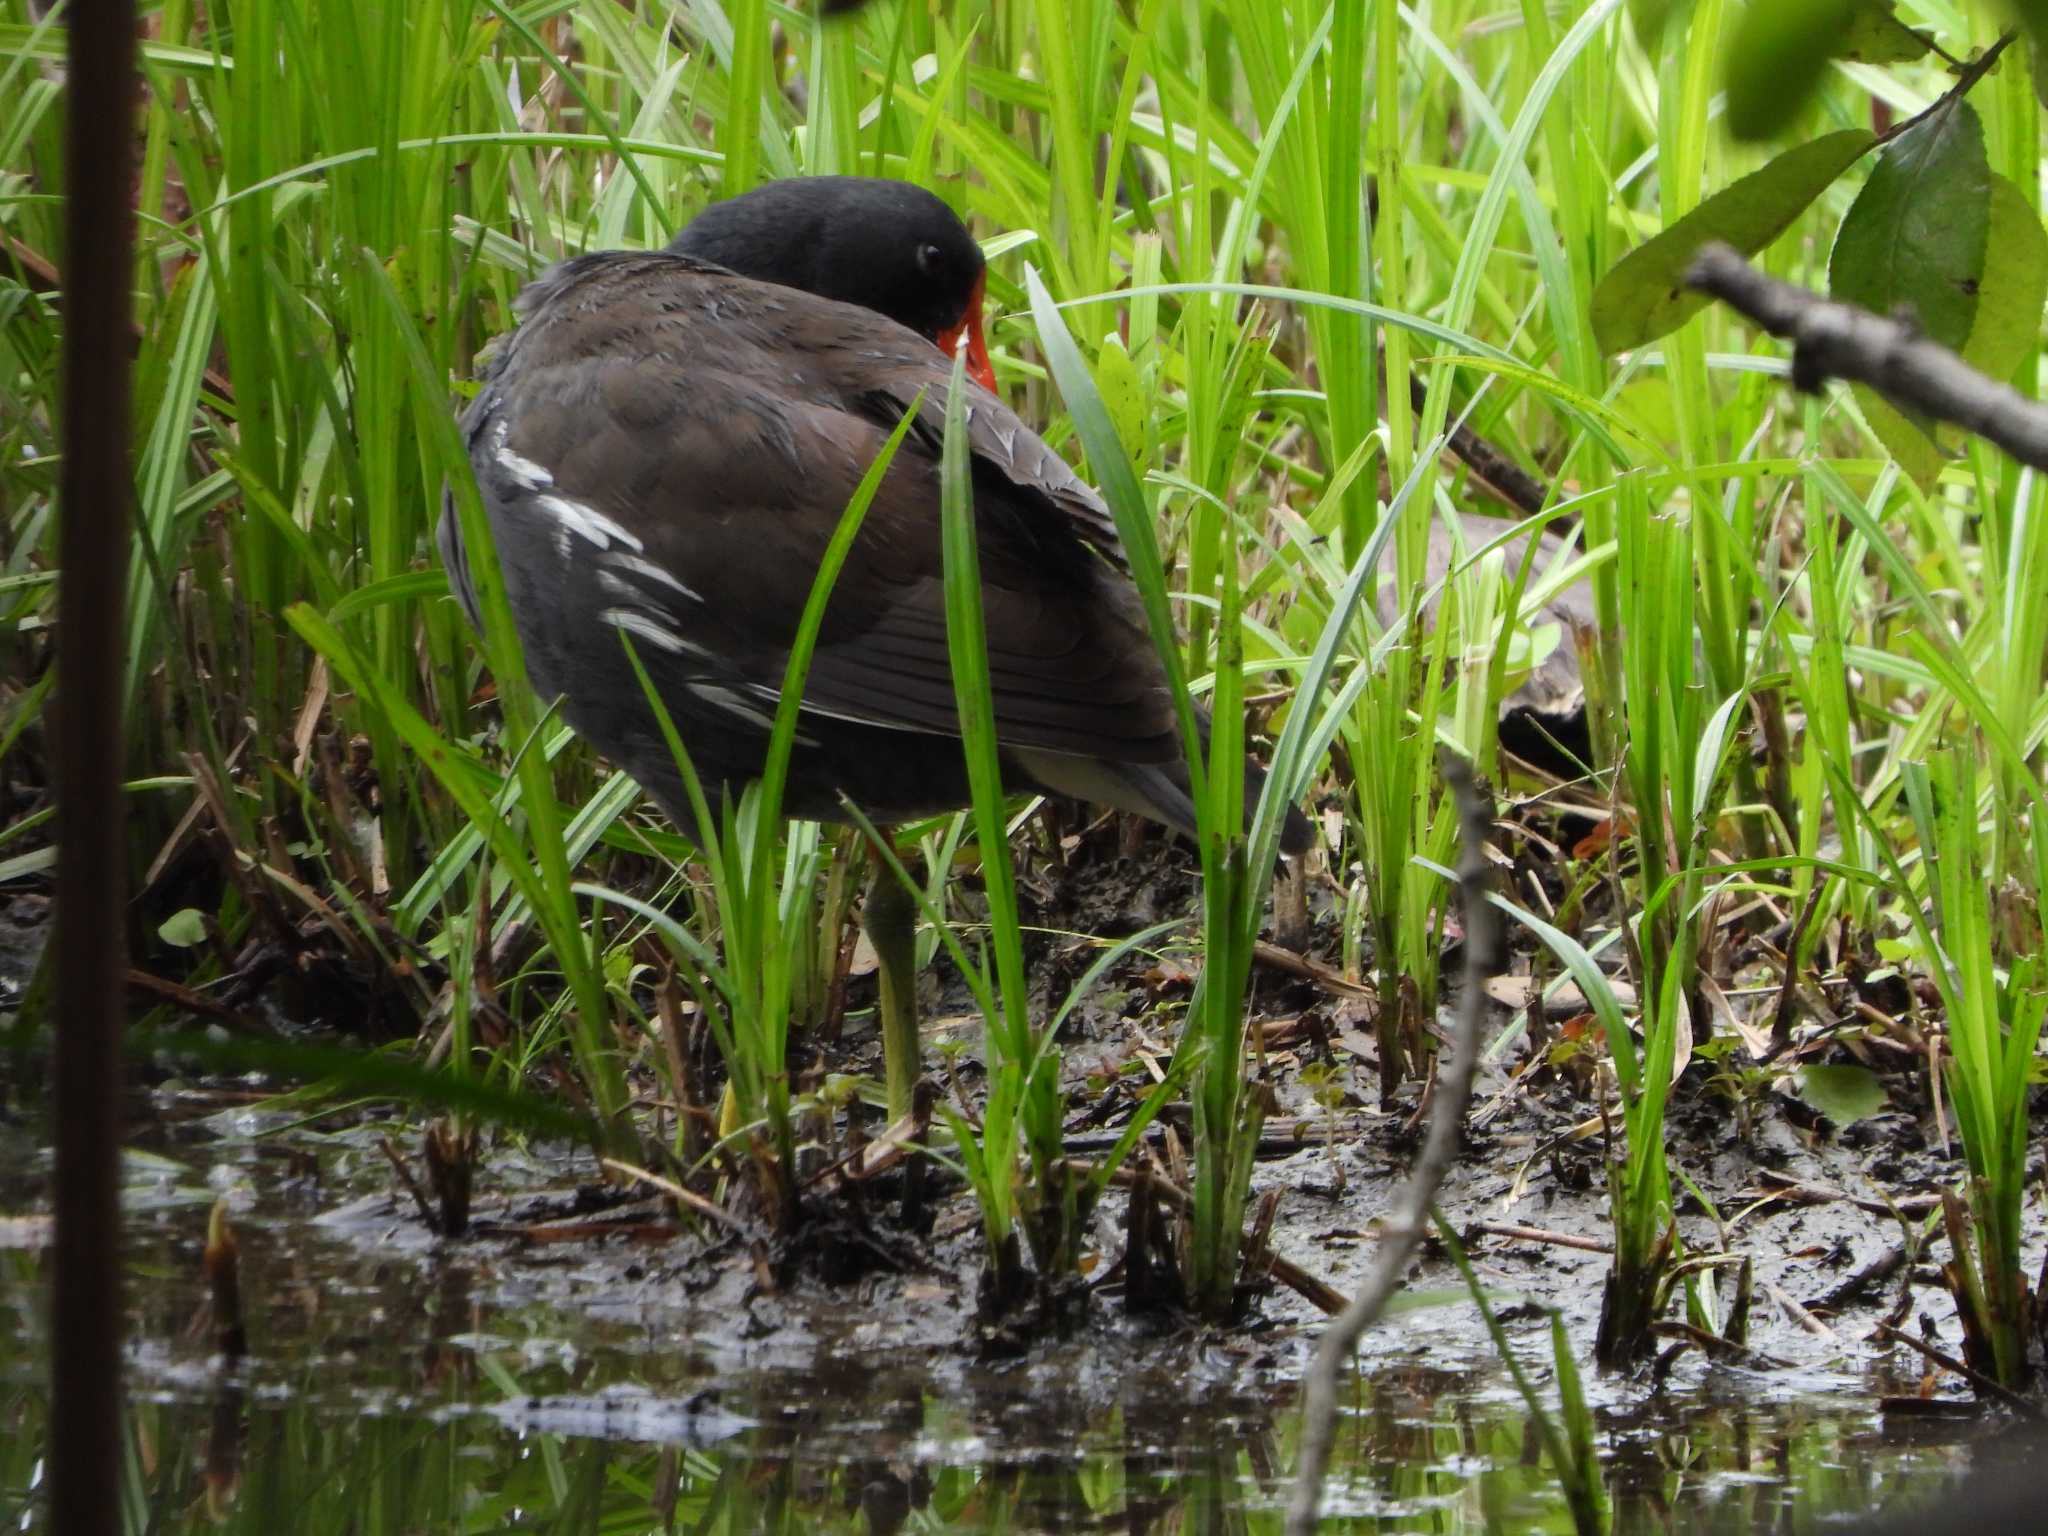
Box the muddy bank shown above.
[6,771,2039,1530]
[1,1066,2033,1533]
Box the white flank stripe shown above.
[535,493,645,554]
[601,607,689,655]
[489,420,554,490]
[497,445,554,490]
[690,684,778,731]
[605,552,701,603]
[747,684,952,737]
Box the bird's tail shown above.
[1014,745,1313,856]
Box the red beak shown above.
[937,270,998,393]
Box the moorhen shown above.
[440,176,1309,1115]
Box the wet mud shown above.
[5,797,2042,1529]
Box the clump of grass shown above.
[1028,269,1446,1320]
[583,400,919,1229]
[1902,749,2045,1389]
[929,339,1074,1303]
[835,338,1195,1314]
[1029,265,1273,1321]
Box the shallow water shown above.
[0,1090,2020,1533]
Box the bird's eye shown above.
[916,242,944,276]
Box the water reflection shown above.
[0,1105,2008,1533]
[0,1372,2005,1534]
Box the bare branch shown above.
[1684,243,2048,471]
[1875,31,2016,146]
[1286,753,1499,1535]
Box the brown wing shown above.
[452,251,1181,766]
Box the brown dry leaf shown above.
[854,1109,922,1179]
[1484,975,1540,1009]
[1335,1029,1378,1062]
[1141,959,1197,996]
[1702,973,1772,1059]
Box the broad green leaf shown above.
[1726,0,1860,142]
[1592,129,1875,353]
[158,909,207,948]
[1957,173,2048,395]
[1862,173,2048,486]
[1837,2,1933,64]
[2019,6,2048,107]
[1853,391,1946,488]
[1829,99,1989,357]
[1796,1063,1889,1126]
[1831,103,1995,484]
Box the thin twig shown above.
[1875,31,2016,146]
[1468,1220,1613,1255]
[1766,882,1826,1057]
[1649,1320,1796,1370]
[1287,755,1498,1535]
[1253,939,1377,1000]
[1764,1278,1839,1340]
[1685,243,2048,470]
[123,968,269,1035]
[1082,1161,1349,1314]
[600,1157,751,1234]
[1874,1322,2046,1420]
[1751,1173,1941,1218]
[1812,1243,1908,1314]
[1406,370,1551,518]
[377,1136,439,1229]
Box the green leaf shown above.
[1958,173,2048,393]
[1853,392,1946,488]
[2015,1,2048,68]
[1867,172,2048,486]
[1837,2,1933,64]
[1093,330,1147,467]
[1796,1063,1889,1126]
[1829,99,1990,357]
[1866,171,2048,485]
[325,569,449,626]
[131,1029,594,1140]
[1592,129,1876,353]
[1830,102,1994,483]
[1383,1287,1493,1317]
[1725,0,1860,143]
[158,908,207,948]
[1629,0,1698,53]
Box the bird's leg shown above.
[862,829,922,1123]
[1272,854,1310,954]
[816,826,864,1042]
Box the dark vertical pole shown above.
[53,2,138,1533]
